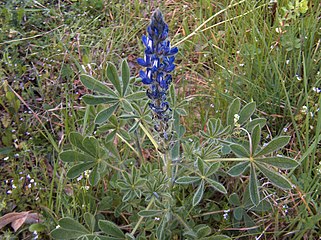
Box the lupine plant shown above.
[51,9,298,240]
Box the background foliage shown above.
[0,0,320,239]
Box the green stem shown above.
[131,197,155,236]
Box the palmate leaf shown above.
[227,98,241,127]
[82,136,99,157]
[51,228,87,239]
[193,180,205,206]
[106,63,122,96]
[95,103,119,125]
[67,162,96,179]
[238,102,256,125]
[255,136,290,157]
[98,220,125,238]
[206,178,227,194]
[69,132,88,153]
[256,156,298,169]
[245,118,266,132]
[89,165,100,186]
[82,95,118,105]
[125,91,146,100]
[175,176,200,184]
[205,162,220,176]
[84,212,96,232]
[59,150,95,163]
[80,74,116,96]
[255,162,292,189]
[59,218,89,233]
[197,158,205,175]
[230,144,250,157]
[138,210,163,217]
[251,124,261,154]
[249,163,260,206]
[51,217,90,239]
[227,161,249,177]
[121,59,130,95]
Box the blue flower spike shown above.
[138,9,178,139]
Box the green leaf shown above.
[138,210,163,217]
[59,150,95,163]
[193,180,205,206]
[98,220,125,238]
[196,224,211,238]
[197,158,205,175]
[51,228,86,239]
[227,161,249,177]
[255,162,292,189]
[156,219,166,240]
[106,63,122,95]
[175,176,200,184]
[238,102,256,125]
[89,166,100,186]
[228,193,240,206]
[84,212,96,232]
[233,206,244,221]
[82,136,99,157]
[256,156,298,169]
[206,178,227,194]
[95,103,118,125]
[69,132,87,152]
[59,217,89,233]
[227,98,241,127]
[245,118,266,131]
[121,59,130,95]
[29,223,47,233]
[230,144,249,157]
[249,164,260,206]
[251,124,261,154]
[255,136,290,157]
[125,91,146,100]
[67,162,96,179]
[82,95,118,105]
[206,162,220,176]
[80,75,115,96]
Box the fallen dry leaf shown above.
[0,211,41,232]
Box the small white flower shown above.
[296,75,302,81]
[7,190,12,194]
[283,127,288,132]
[85,186,90,190]
[286,60,290,64]
[76,175,83,181]
[14,154,19,158]
[28,184,32,188]
[3,157,9,161]
[154,217,160,221]
[233,114,240,124]
[301,106,308,114]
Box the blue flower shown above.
[137,9,178,138]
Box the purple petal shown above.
[137,58,148,67]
